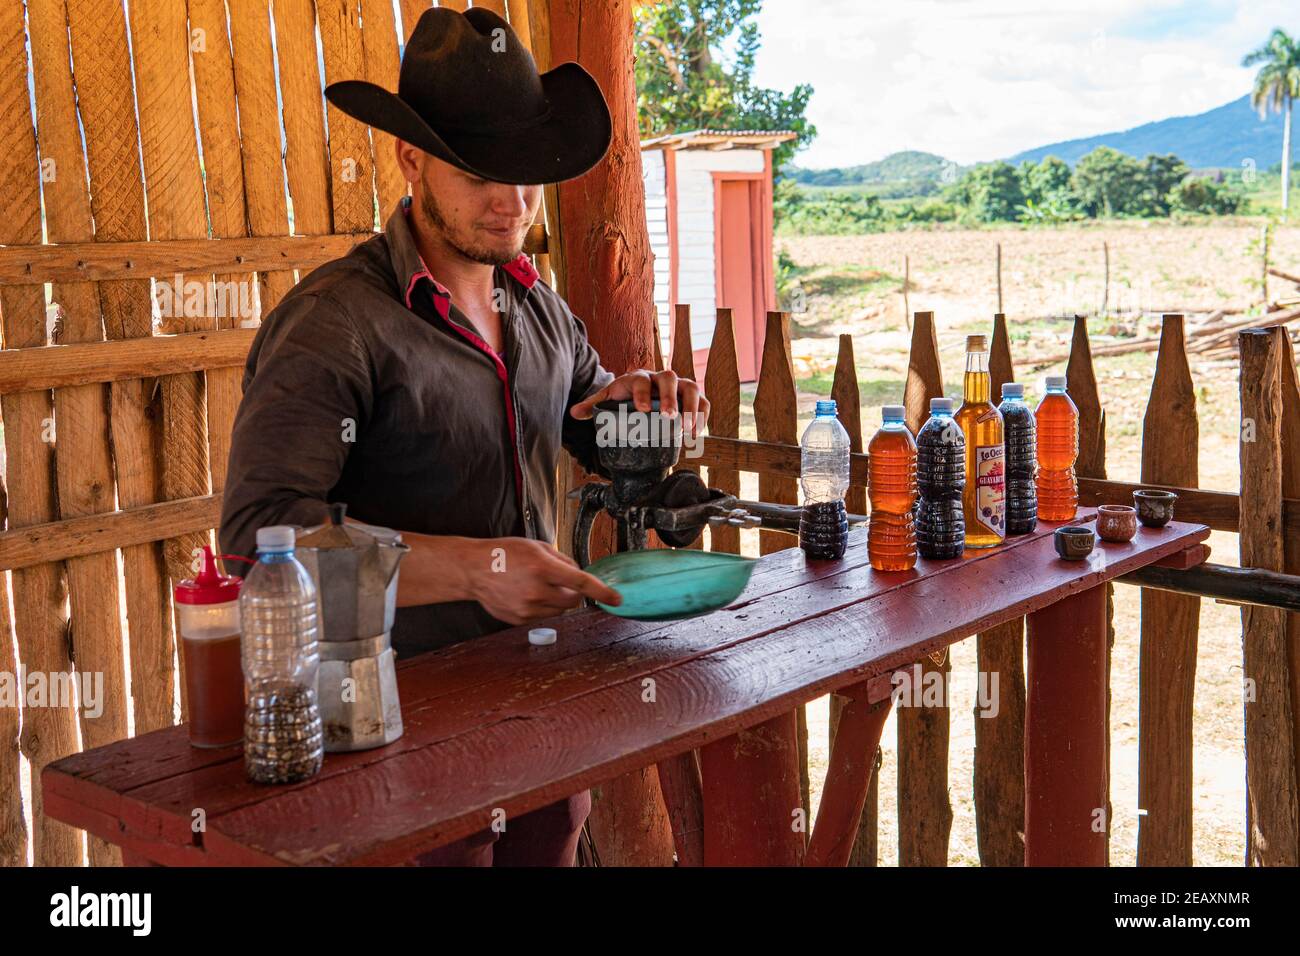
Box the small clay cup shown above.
[1133,489,1177,528]
[1054,526,1095,560]
[1096,504,1138,543]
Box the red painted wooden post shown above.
[700,711,805,866]
[1025,583,1109,866]
[806,685,892,867]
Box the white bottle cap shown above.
[882,404,905,421]
[528,627,557,646]
[255,525,296,551]
[1045,375,1067,389]
[930,397,954,413]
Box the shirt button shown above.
[524,507,533,523]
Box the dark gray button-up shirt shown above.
[219,197,614,656]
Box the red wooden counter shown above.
[43,511,1209,866]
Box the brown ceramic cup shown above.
[1096,505,1138,543]
[1054,526,1095,560]
[1133,489,1177,528]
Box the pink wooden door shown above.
[716,178,762,382]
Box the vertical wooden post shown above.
[1025,584,1109,866]
[1279,335,1300,821]
[359,0,408,216]
[973,311,1026,866]
[902,255,911,331]
[668,304,703,550]
[704,308,741,555]
[1138,315,1200,866]
[898,309,952,865]
[1101,242,1109,316]
[1238,327,1300,866]
[995,243,1003,315]
[1066,313,1112,862]
[543,0,674,867]
[700,711,805,866]
[829,333,878,865]
[751,309,809,820]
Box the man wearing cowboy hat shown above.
[220,7,709,865]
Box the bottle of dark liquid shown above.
[915,397,965,559]
[799,399,850,560]
[999,382,1038,535]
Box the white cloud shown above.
[752,0,1298,167]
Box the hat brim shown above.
[323,63,611,186]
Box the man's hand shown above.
[569,369,710,438]
[464,537,622,626]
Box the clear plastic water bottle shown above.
[800,399,851,560]
[240,525,323,784]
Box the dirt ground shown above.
[714,220,1300,866]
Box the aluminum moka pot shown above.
[294,503,409,752]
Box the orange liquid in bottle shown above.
[956,335,1005,548]
[868,407,917,571]
[1035,379,1079,521]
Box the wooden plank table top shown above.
[43,511,1209,865]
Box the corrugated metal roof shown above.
[640,129,798,150]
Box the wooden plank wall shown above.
[0,0,468,866]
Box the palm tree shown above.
[1244,29,1300,216]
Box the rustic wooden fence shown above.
[671,302,1300,867]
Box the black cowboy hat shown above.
[324,7,611,185]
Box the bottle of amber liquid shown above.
[867,404,917,571]
[1035,375,1080,521]
[955,334,1005,548]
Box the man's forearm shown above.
[392,531,485,608]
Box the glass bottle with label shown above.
[955,334,1005,548]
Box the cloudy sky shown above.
[750,0,1299,168]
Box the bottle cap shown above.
[173,546,242,606]
[929,397,954,413]
[966,334,987,351]
[882,404,905,422]
[1001,382,1024,399]
[1045,375,1067,390]
[814,399,838,416]
[255,525,296,552]
[528,627,557,646]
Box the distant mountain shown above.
[1007,95,1285,169]
[785,150,958,197]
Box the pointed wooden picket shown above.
[973,312,1026,866]
[670,305,702,550]
[1065,313,1112,863]
[1138,315,1201,866]
[828,333,878,865]
[704,308,741,555]
[898,309,952,866]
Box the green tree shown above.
[1019,156,1073,206]
[1071,146,1147,217]
[948,162,1024,222]
[1138,154,1190,216]
[1244,28,1300,215]
[635,0,816,177]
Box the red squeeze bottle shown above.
[174,547,244,748]
[1035,375,1079,522]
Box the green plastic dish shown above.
[586,549,758,621]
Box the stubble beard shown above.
[420,185,521,267]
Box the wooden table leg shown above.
[806,684,891,867]
[700,709,804,866]
[656,750,704,867]
[1025,583,1108,866]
